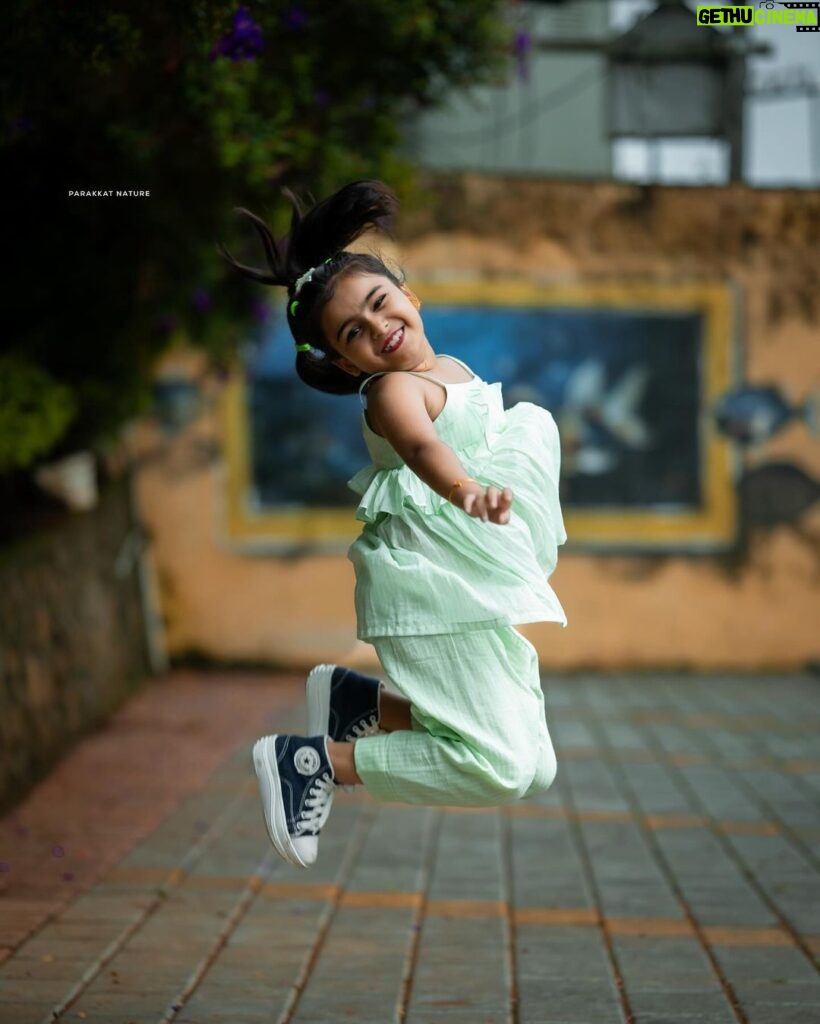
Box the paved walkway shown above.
[0,668,818,1024]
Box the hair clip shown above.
[292,255,338,298]
[289,299,299,316]
[293,268,315,296]
[295,342,312,353]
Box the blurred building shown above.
[401,0,612,179]
[400,0,820,188]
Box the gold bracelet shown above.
[447,478,480,503]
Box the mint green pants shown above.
[352,626,557,807]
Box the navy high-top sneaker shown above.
[251,734,334,869]
[306,664,384,742]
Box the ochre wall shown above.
[132,175,820,671]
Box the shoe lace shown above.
[294,772,334,835]
[349,713,380,739]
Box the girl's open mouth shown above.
[382,327,404,353]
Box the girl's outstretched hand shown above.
[458,483,513,525]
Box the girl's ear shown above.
[401,284,422,311]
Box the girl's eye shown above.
[347,295,386,342]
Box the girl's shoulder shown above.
[363,369,431,421]
[361,358,476,440]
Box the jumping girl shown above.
[218,180,568,869]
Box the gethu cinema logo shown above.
[696,2,819,25]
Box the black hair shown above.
[216,180,405,395]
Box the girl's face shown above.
[320,272,431,377]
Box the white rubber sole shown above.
[306,663,336,737]
[251,736,307,869]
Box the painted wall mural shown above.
[222,279,745,553]
[714,383,820,579]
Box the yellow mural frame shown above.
[220,279,738,552]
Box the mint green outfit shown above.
[346,355,567,807]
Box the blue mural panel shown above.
[221,280,736,552]
[244,303,702,512]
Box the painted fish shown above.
[713,385,820,445]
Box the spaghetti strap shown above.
[359,368,448,406]
[358,372,388,409]
[405,371,449,389]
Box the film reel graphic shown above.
[771,1,820,32]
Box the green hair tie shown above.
[289,299,299,316]
[295,342,311,353]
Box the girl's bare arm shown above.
[368,374,512,525]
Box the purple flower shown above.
[209,6,265,63]
[251,299,271,323]
[192,287,212,313]
[313,89,330,110]
[512,31,532,82]
[283,5,307,30]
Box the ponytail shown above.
[286,180,398,279]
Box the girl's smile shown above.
[382,326,403,353]
[320,273,433,377]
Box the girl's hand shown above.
[458,483,513,525]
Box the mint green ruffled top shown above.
[346,355,568,640]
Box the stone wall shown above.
[0,474,150,811]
